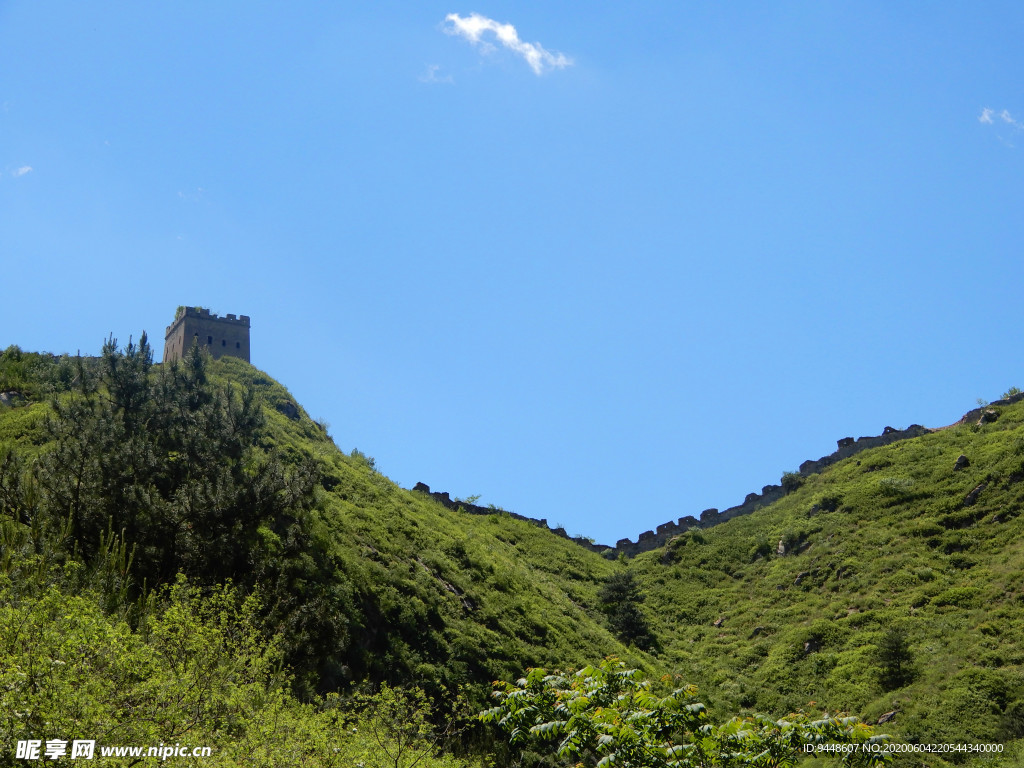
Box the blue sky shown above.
[2,2,1023,545]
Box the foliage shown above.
[482,658,892,767]
[0,336,638,728]
[0,345,80,401]
[629,390,1024,758]
[781,472,804,493]
[11,336,1024,764]
[599,571,657,651]
[817,493,843,513]
[336,684,474,768]
[874,627,915,691]
[0,575,479,768]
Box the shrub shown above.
[781,471,803,493]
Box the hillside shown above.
[633,393,1024,761]
[0,340,649,766]
[3,339,1024,766]
[0,342,642,692]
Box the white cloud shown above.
[12,165,32,177]
[980,107,1023,131]
[999,109,1024,130]
[444,13,572,75]
[419,64,454,84]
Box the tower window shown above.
[236,342,241,349]
[207,336,213,345]
[222,339,226,347]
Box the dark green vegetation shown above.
[3,339,1024,765]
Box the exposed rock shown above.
[749,626,765,638]
[776,539,786,556]
[953,454,970,471]
[712,617,724,628]
[794,570,810,586]
[0,391,24,407]
[963,483,987,507]
[803,638,822,654]
[413,482,431,492]
[979,409,999,424]
[877,710,897,725]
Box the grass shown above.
[5,344,1024,765]
[631,399,1024,761]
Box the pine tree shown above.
[598,571,656,650]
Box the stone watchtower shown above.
[163,307,251,364]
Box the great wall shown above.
[412,390,1024,558]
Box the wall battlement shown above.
[411,411,981,558]
[163,306,251,364]
[172,306,251,326]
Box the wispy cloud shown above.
[999,109,1024,131]
[419,64,454,84]
[980,107,1024,130]
[979,107,1024,147]
[12,165,32,177]
[177,187,205,202]
[444,13,572,75]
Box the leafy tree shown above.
[599,571,656,651]
[481,658,893,768]
[336,684,472,768]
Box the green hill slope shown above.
[5,340,1024,766]
[0,342,643,706]
[632,395,1024,757]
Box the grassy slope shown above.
[633,398,1024,759]
[8,349,1024,764]
[69,355,644,688]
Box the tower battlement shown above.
[163,306,251,363]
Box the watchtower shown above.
[163,306,251,364]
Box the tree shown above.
[339,685,471,768]
[37,335,321,588]
[27,336,348,691]
[598,571,656,651]
[481,658,893,768]
[875,627,914,691]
